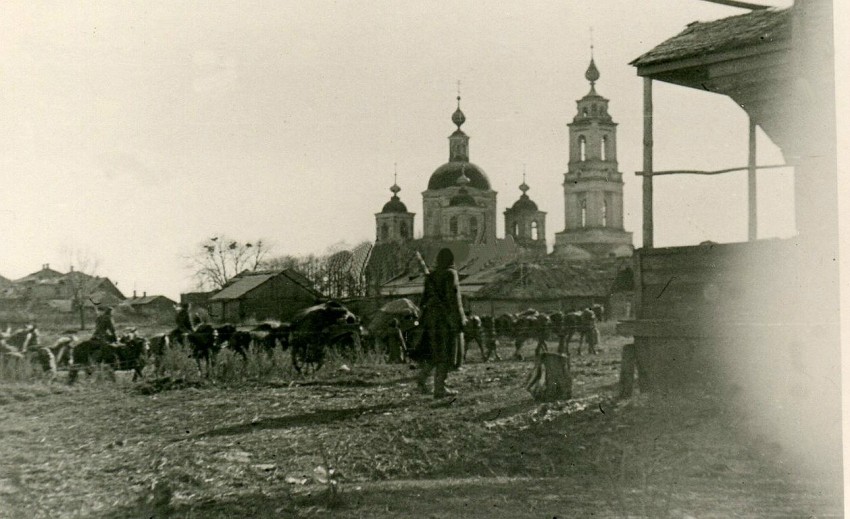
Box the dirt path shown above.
[0,336,841,518]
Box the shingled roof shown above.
[630,7,790,68]
[471,258,629,300]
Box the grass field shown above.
[0,331,842,518]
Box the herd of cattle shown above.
[0,300,605,383]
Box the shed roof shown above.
[210,273,277,301]
[209,270,322,301]
[630,7,790,68]
[471,258,628,300]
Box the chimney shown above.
[69,265,74,272]
[133,290,137,299]
[143,291,146,298]
[43,263,48,270]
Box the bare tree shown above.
[61,247,102,329]
[188,236,270,291]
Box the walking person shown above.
[415,248,467,398]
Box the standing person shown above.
[581,307,599,355]
[385,318,407,364]
[416,248,467,398]
[92,306,117,344]
[175,303,194,334]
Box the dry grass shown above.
[0,333,840,518]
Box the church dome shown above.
[510,194,538,211]
[428,162,491,191]
[382,196,408,213]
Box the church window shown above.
[381,223,389,241]
[400,222,409,239]
[450,216,458,235]
[591,104,598,115]
[513,222,519,236]
[601,135,607,161]
[470,216,479,239]
[579,136,587,162]
[531,221,539,240]
[582,107,588,117]
[602,199,608,227]
[580,199,587,228]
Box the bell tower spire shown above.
[448,81,470,162]
[554,41,633,259]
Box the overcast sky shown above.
[0,0,801,299]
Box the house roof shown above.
[209,270,322,301]
[16,267,65,283]
[125,295,177,306]
[471,258,629,300]
[630,7,790,68]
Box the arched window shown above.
[449,216,458,235]
[580,199,587,228]
[601,135,607,161]
[381,223,389,241]
[400,222,409,239]
[470,216,478,239]
[513,222,519,236]
[579,136,587,162]
[602,199,608,227]
[531,221,539,240]
[582,107,588,117]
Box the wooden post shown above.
[748,116,757,241]
[642,77,654,248]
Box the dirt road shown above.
[0,335,841,518]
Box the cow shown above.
[462,313,486,361]
[69,330,149,383]
[1,325,39,356]
[479,315,502,361]
[510,309,550,360]
[592,303,605,323]
[548,310,584,354]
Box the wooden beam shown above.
[748,117,758,241]
[642,77,654,249]
[698,0,771,10]
[635,163,787,176]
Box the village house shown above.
[208,269,323,323]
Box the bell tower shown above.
[554,52,633,259]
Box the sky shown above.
[0,0,801,299]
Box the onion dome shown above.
[585,58,600,85]
[428,162,490,190]
[381,180,408,213]
[509,176,538,211]
[452,96,466,128]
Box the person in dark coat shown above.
[92,306,117,344]
[416,248,467,398]
[175,303,194,333]
[385,318,407,364]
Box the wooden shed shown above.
[208,270,323,323]
[619,1,838,392]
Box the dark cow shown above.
[479,315,501,361]
[592,303,605,323]
[511,309,550,360]
[251,322,290,355]
[1,326,39,355]
[69,331,149,383]
[462,313,486,361]
[288,301,362,373]
[548,310,584,354]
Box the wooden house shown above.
[208,270,323,323]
